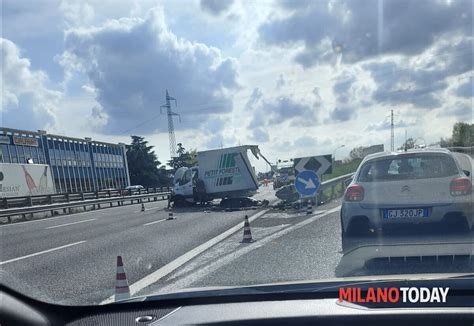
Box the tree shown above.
[398,137,416,151]
[349,146,366,161]
[451,122,473,146]
[439,122,474,147]
[439,137,453,148]
[126,136,169,187]
[168,143,198,170]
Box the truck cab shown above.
[172,166,199,203]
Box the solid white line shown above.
[157,205,342,293]
[100,208,271,304]
[0,211,92,228]
[45,219,96,229]
[0,241,86,266]
[0,199,167,228]
[144,219,167,226]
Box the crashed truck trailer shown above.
[171,145,272,205]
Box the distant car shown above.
[122,185,146,195]
[341,149,473,252]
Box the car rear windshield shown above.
[358,154,459,182]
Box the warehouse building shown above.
[0,128,130,193]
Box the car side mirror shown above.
[463,170,471,177]
[344,177,353,187]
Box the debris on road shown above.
[275,185,299,203]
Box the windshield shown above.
[1,0,473,307]
[277,167,294,175]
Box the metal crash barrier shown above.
[0,190,171,223]
[1,187,171,209]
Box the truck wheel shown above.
[171,195,186,208]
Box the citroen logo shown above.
[401,185,410,193]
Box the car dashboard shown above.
[2,284,473,326]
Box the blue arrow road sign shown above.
[294,170,320,197]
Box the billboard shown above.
[0,163,55,198]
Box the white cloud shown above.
[60,1,95,27]
[2,1,472,170]
[1,38,61,130]
[259,0,472,67]
[61,7,239,135]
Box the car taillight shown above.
[345,184,364,202]
[450,177,472,196]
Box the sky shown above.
[1,0,473,172]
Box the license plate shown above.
[383,208,429,219]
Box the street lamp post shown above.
[333,145,345,163]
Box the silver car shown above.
[341,149,473,252]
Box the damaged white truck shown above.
[170,145,272,207]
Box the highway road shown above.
[139,200,474,298]
[1,185,473,306]
[0,186,276,305]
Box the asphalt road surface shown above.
[1,186,276,305]
[139,199,473,298]
[1,184,473,305]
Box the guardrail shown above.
[0,191,172,223]
[274,172,354,204]
[1,187,171,209]
[318,172,354,202]
[447,146,474,158]
[0,174,355,224]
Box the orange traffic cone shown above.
[141,202,145,212]
[241,215,253,243]
[115,256,130,302]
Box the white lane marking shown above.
[168,224,288,281]
[144,219,167,226]
[0,241,86,266]
[0,200,167,228]
[0,211,94,228]
[157,205,342,293]
[100,208,271,304]
[45,219,96,229]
